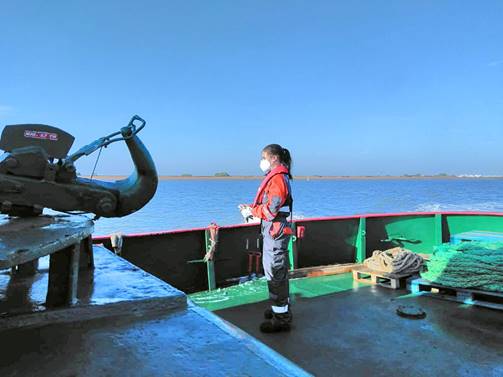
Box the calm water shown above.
[92,179,503,236]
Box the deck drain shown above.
[396,305,426,319]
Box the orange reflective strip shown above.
[283,226,294,235]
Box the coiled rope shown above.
[364,247,424,275]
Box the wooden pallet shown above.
[290,263,362,279]
[352,267,412,289]
[408,278,503,311]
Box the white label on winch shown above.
[24,130,58,141]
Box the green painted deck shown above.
[189,273,366,311]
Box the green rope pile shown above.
[421,242,503,293]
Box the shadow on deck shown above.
[215,276,503,377]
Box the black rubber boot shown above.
[264,307,273,319]
[260,311,292,333]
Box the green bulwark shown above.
[191,213,503,309]
[356,217,366,263]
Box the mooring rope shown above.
[364,247,424,275]
[203,222,219,262]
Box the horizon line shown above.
[82,174,503,180]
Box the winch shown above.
[0,115,158,217]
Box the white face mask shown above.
[259,158,271,173]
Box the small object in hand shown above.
[396,304,426,319]
[238,204,255,223]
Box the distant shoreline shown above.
[83,175,503,181]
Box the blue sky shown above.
[1,1,502,176]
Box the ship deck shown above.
[0,247,308,377]
[1,245,502,376]
[0,304,308,377]
[215,275,503,377]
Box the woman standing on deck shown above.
[240,144,294,333]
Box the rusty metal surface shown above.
[0,214,93,268]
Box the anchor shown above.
[0,115,158,217]
[0,115,158,314]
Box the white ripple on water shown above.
[50,178,503,235]
[415,202,503,213]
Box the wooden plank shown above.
[415,292,503,311]
[0,214,93,268]
[417,253,431,261]
[289,263,362,279]
[390,278,399,289]
[79,236,95,270]
[352,267,413,289]
[352,266,412,279]
[12,259,39,277]
[46,244,80,307]
[409,278,503,298]
[408,278,503,311]
[1,246,188,330]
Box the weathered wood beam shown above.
[46,244,80,307]
[289,263,362,279]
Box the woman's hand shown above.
[238,204,259,223]
[238,204,253,219]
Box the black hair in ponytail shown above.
[263,144,293,179]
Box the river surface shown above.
[89,178,503,236]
